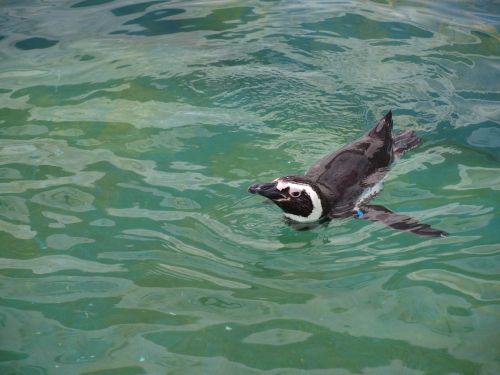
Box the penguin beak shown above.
[248,182,283,200]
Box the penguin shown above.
[248,111,447,237]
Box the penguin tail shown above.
[368,110,393,139]
[393,129,421,156]
[385,110,392,121]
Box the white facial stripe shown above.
[275,180,288,191]
[276,180,323,223]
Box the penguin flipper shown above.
[359,204,447,237]
[393,130,421,156]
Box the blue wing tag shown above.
[355,208,364,218]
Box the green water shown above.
[1,0,499,374]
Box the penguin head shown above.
[248,175,325,223]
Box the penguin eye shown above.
[289,189,302,198]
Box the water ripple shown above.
[408,269,500,302]
[0,218,36,240]
[32,187,95,213]
[0,0,499,373]
[156,263,250,290]
[121,227,243,268]
[0,255,124,274]
[0,275,132,303]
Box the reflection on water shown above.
[1,0,499,374]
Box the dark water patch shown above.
[0,364,45,375]
[0,107,30,125]
[31,186,96,213]
[382,54,454,75]
[447,306,472,317]
[424,53,474,66]
[385,264,496,305]
[432,121,500,163]
[467,123,500,151]
[199,57,255,68]
[206,131,285,179]
[282,35,347,55]
[2,164,74,182]
[11,79,125,107]
[0,297,197,330]
[145,319,481,372]
[433,30,500,57]
[119,7,187,35]
[231,284,313,304]
[78,54,95,61]
[10,77,169,107]
[303,13,433,40]
[0,349,29,362]
[199,296,242,309]
[0,167,23,180]
[82,367,147,375]
[112,1,166,16]
[250,48,316,70]
[0,232,41,258]
[29,120,137,150]
[9,74,219,108]
[205,27,261,40]
[456,91,500,101]
[14,37,58,50]
[53,338,113,364]
[370,40,409,46]
[0,124,48,137]
[128,125,214,161]
[130,260,247,291]
[72,0,115,8]
[111,6,260,36]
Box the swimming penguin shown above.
[248,111,447,237]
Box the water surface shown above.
[0,0,499,374]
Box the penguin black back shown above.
[305,111,394,215]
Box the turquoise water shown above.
[1,0,499,374]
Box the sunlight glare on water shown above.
[0,0,499,374]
